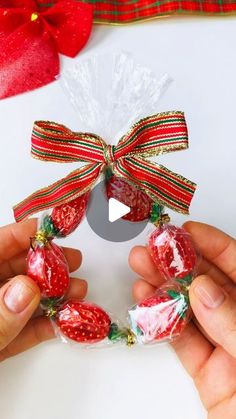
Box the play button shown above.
[108,198,130,222]
[86,181,149,242]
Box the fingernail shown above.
[4,279,36,313]
[193,277,225,309]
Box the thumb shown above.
[0,275,40,351]
[190,275,236,358]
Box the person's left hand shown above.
[0,219,87,362]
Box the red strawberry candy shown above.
[55,300,111,344]
[148,224,198,281]
[27,241,69,299]
[51,192,90,237]
[128,285,191,344]
[106,175,152,222]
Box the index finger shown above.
[184,221,236,283]
[0,219,38,262]
[0,220,83,277]
[0,246,82,281]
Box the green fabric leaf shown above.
[108,323,127,341]
[176,274,193,286]
[167,290,181,300]
[41,215,59,238]
[105,167,113,182]
[150,203,163,223]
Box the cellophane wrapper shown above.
[148,223,200,282]
[61,52,171,143]
[27,214,71,304]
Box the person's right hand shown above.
[0,219,87,362]
[129,222,236,419]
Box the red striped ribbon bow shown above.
[14,111,196,222]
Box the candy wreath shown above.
[13,111,199,348]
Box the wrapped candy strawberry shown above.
[27,193,89,305]
[50,192,90,237]
[48,299,136,347]
[148,223,199,283]
[54,300,112,344]
[106,173,153,222]
[40,192,90,238]
[27,237,70,301]
[128,282,191,344]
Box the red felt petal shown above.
[0,0,36,8]
[42,0,93,58]
[0,20,59,99]
[0,9,29,38]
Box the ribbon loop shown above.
[14,111,196,222]
[31,121,106,164]
[115,111,189,159]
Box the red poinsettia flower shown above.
[0,0,93,99]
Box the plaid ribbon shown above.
[37,1,236,23]
[14,111,196,222]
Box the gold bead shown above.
[153,213,170,228]
[127,330,136,347]
[31,12,39,22]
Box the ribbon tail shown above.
[14,163,103,222]
[113,157,196,215]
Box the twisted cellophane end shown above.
[30,230,51,250]
[61,52,171,144]
[30,214,58,250]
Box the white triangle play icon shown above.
[108,198,131,223]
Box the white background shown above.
[0,15,236,419]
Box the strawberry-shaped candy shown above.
[148,224,198,281]
[50,192,90,237]
[128,284,191,344]
[27,240,70,300]
[106,174,153,222]
[54,300,111,344]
